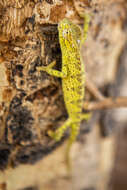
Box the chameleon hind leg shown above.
[49,120,80,170]
[48,118,72,141]
[48,113,90,142]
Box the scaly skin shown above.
[37,15,90,167]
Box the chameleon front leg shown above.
[37,61,69,141]
[37,61,67,78]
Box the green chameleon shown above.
[37,15,90,165]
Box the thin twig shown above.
[84,97,127,111]
[86,75,105,101]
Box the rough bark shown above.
[0,0,127,190]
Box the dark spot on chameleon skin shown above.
[77,90,82,95]
[70,100,75,104]
[77,85,82,90]
[76,73,82,78]
[69,75,75,79]
[66,87,70,91]
[78,78,82,83]
[75,63,81,70]
[70,99,82,106]
[77,99,82,104]
[70,87,75,91]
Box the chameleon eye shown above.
[62,30,69,38]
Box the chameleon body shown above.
[37,15,90,163]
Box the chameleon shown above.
[37,14,90,166]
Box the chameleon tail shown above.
[65,122,80,170]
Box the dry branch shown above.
[84,97,127,111]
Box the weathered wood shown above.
[0,0,127,190]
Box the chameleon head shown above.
[58,18,82,50]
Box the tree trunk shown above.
[0,0,127,190]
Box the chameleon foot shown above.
[48,130,60,142]
[48,118,72,142]
[37,61,56,72]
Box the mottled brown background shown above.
[0,0,127,190]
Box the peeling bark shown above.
[0,0,127,190]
